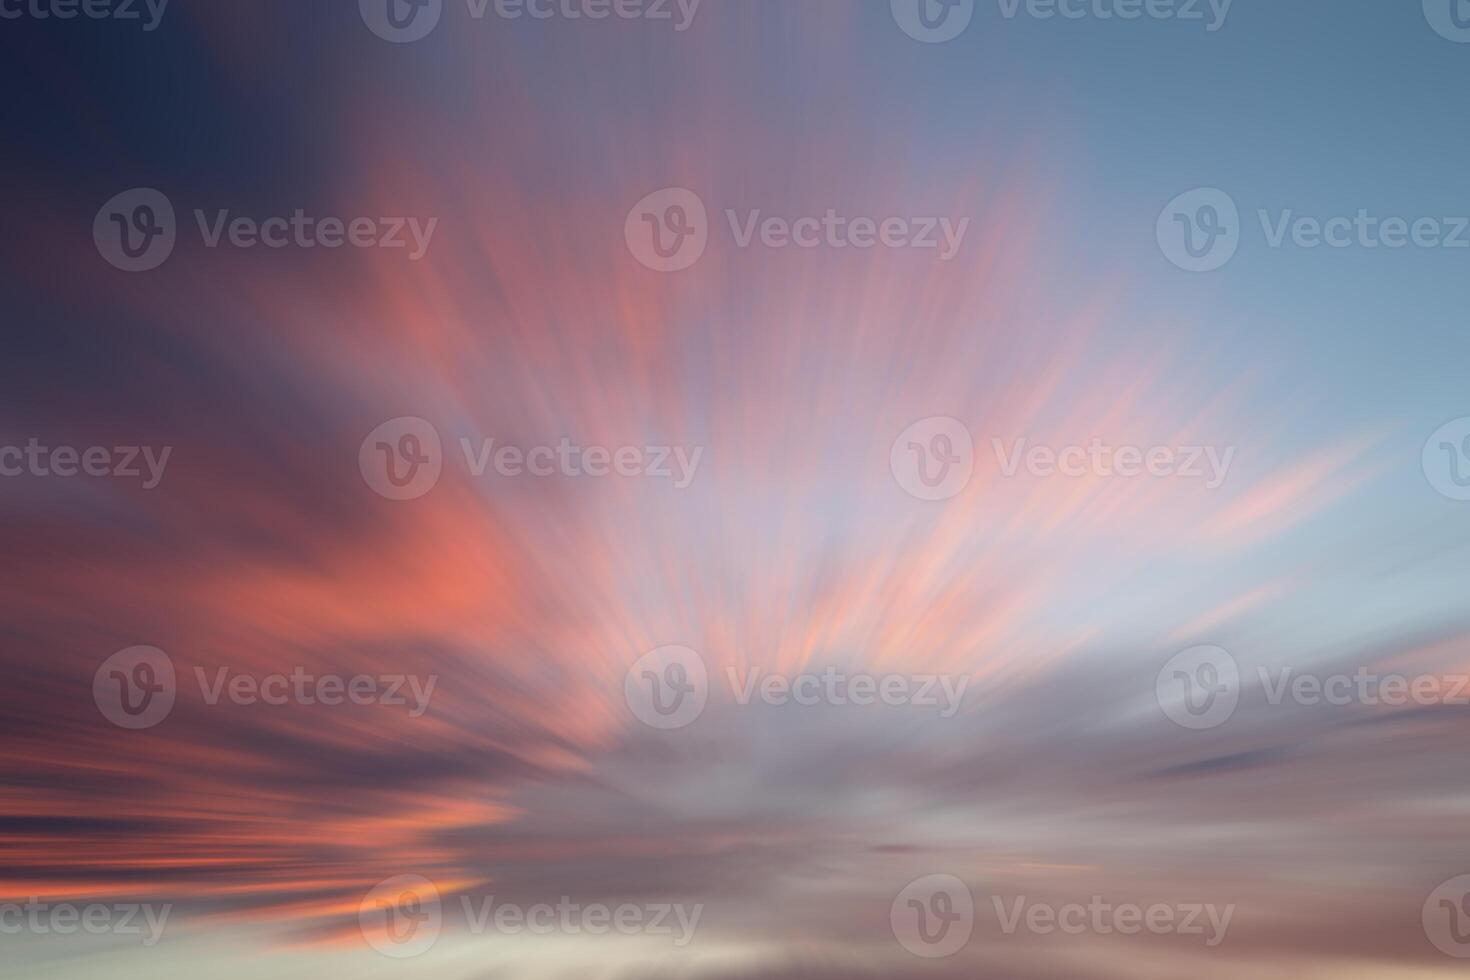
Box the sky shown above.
[3,1,1470,977]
